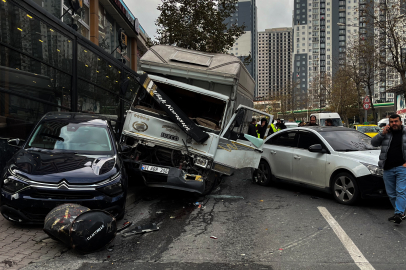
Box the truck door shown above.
[212,106,273,174]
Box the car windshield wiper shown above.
[26,147,53,153]
[335,149,359,152]
[40,133,64,141]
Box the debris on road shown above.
[43,204,117,254]
[121,223,159,238]
[210,236,217,239]
[206,195,244,199]
[117,221,132,233]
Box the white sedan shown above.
[253,126,385,205]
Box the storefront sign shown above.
[397,94,406,115]
[111,0,139,34]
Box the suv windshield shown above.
[27,121,114,155]
[319,130,380,151]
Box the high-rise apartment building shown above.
[292,0,394,110]
[257,28,292,99]
[225,0,258,95]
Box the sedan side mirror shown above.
[308,144,324,153]
[8,138,24,148]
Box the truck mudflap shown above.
[138,73,210,143]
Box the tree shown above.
[155,0,246,53]
[345,37,379,123]
[308,72,332,112]
[365,0,406,99]
[328,69,359,126]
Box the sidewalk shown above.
[0,220,66,270]
[0,186,138,270]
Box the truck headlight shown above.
[361,163,383,177]
[194,157,208,168]
[97,181,123,196]
[2,178,29,194]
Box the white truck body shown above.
[121,45,272,194]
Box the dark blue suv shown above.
[0,112,128,224]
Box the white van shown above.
[378,117,406,128]
[310,112,343,126]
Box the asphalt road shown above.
[24,169,406,270]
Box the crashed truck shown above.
[121,45,273,194]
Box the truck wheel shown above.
[253,160,273,186]
[202,171,217,195]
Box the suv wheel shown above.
[331,172,360,205]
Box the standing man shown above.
[371,114,406,224]
[306,115,318,126]
[325,119,333,126]
[258,118,268,139]
[248,118,258,137]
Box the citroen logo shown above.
[58,180,69,190]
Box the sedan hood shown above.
[336,150,380,166]
[8,149,118,184]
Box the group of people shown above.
[297,115,334,127]
[248,118,288,139]
[248,115,336,139]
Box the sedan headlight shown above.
[361,163,383,177]
[2,178,29,194]
[97,181,123,196]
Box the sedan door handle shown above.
[294,155,301,160]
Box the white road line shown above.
[318,206,375,270]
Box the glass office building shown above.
[0,0,143,169]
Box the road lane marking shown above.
[318,207,375,270]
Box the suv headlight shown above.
[2,178,29,194]
[361,163,383,177]
[97,181,123,196]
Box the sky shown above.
[125,0,294,39]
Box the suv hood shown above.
[7,149,118,184]
[336,150,380,166]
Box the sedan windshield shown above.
[27,121,114,155]
[319,130,380,151]
[357,126,380,133]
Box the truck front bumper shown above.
[125,160,205,194]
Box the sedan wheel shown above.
[331,172,359,205]
[253,160,273,186]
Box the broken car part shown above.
[43,203,117,254]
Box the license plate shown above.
[141,165,169,174]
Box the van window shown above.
[320,118,343,126]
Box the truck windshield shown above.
[132,81,226,131]
[27,121,114,155]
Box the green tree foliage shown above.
[155,0,246,53]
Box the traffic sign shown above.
[363,103,371,110]
[363,96,371,104]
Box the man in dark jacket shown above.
[258,118,268,139]
[248,118,258,137]
[371,114,406,224]
[306,115,318,126]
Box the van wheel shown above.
[331,172,359,205]
[253,160,273,186]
